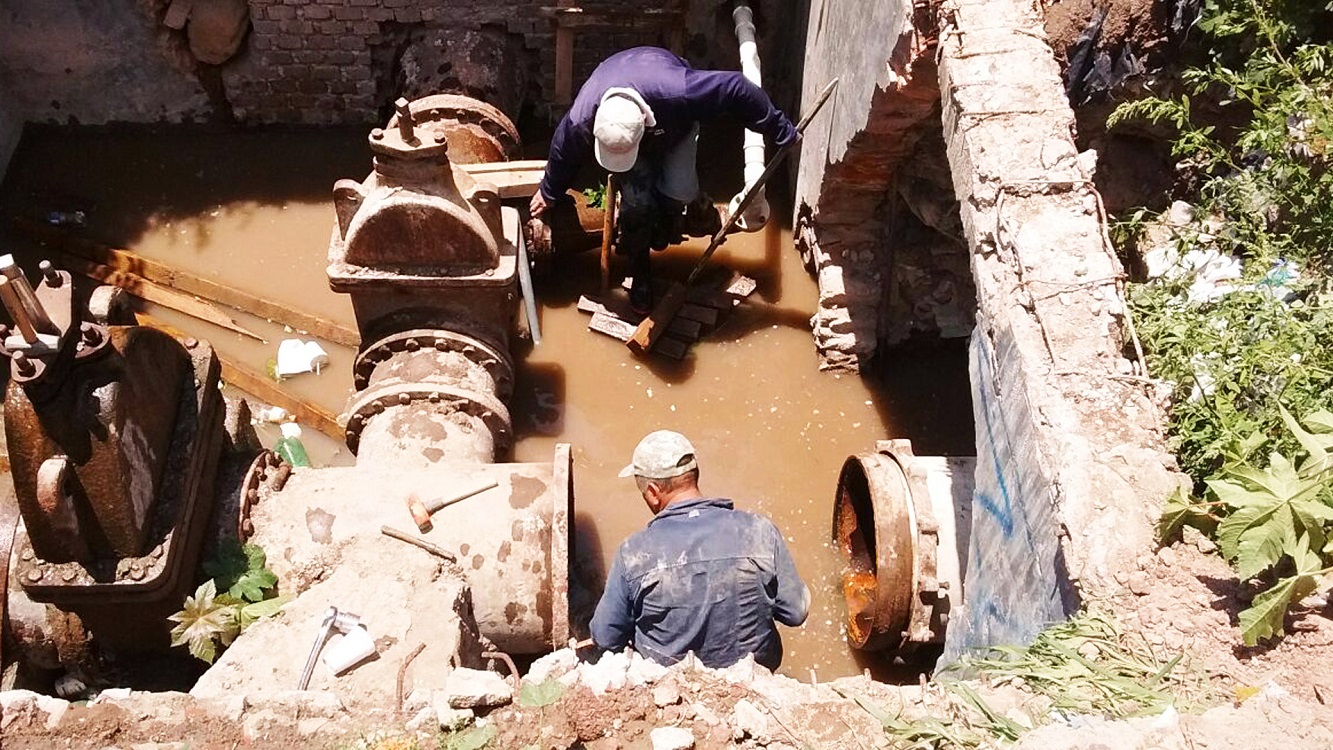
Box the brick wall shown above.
[225,0,740,126]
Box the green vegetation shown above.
[842,614,1211,749]
[1109,0,1333,644]
[168,539,288,663]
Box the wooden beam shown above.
[553,0,575,105]
[459,160,546,199]
[136,312,346,441]
[13,218,358,347]
[48,249,267,342]
[626,282,687,354]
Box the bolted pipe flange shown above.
[832,439,946,658]
[386,94,521,164]
[343,381,512,456]
[353,328,514,398]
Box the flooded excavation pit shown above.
[0,112,976,686]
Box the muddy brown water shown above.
[0,125,974,682]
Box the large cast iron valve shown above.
[328,94,521,467]
[0,258,225,655]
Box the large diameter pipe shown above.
[729,2,770,232]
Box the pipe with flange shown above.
[832,439,974,660]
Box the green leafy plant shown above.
[516,677,564,708]
[169,539,288,663]
[582,183,607,210]
[1164,408,1333,645]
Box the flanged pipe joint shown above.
[832,440,974,661]
[320,94,569,653]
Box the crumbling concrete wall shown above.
[935,0,1184,664]
[793,0,972,371]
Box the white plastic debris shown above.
[275,339,330,377]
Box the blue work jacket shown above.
[538,46,799,202]
[589,497,810,670]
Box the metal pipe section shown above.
[832,439,973,661]
[728,1,771,231]
[324,95,569,652]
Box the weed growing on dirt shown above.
[1109,0,1333,644]
[168,539,289,663]
[1159,407,1333,644]
[437,724,496,750]
[843,613,1214,748]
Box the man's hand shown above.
[529,191,550,219]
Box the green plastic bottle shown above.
[275,422,311,467]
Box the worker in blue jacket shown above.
[530,46,798,313]
[589,430,810,670]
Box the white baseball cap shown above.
[618,430,699,479]
[593,91,648,173]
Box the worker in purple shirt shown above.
[529,46,798,313]
[589,430,810,670]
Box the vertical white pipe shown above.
[730,2,770,231]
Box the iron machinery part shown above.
[6,326,191,562]
[352,328,514,398]
[237,450,292,542]
[331,97,507,272]
[832,439,974,659]
[383,94,520,165]
[344,380,512,465]
[523,190,609,277]
[7,333,225,656]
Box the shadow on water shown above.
[0,123,371,250]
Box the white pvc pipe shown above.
[730,2,770,232]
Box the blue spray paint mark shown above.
[973,335,1015,538]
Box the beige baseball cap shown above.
[593,91,647,173]
[618,430,699,479]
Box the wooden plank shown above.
[49,249,267,342]
[554,25,574,105]
[581,295,699,341]
[627,282,687,354]
[588,311,634,341]
[13,218,358,346]
[457,161,546,200]
[458,159,548,175]
[654,336,689,360]
[676,303,719,328]
[666,316,702,340]
[136,312,346,441]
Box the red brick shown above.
[266,5,296,20]
[302,5,332,20]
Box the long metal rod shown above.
[380,525,458,562]
[517,215,542,346]
[686,78,839,285]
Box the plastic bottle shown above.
[274,422,311,467]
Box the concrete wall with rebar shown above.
[933,0,1184,664]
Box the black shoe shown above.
[682,195,723,237]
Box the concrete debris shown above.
[432,690,475,731]
[731,698,770,743]
[652,682,682,707]
[650,726,696,750]
[0,690,70,731]
[572,649,669,696]
[526,646,579,684]
[1127,571,1152,596]
[404,706,436,732]
[444,668,513,709]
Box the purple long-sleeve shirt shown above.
[538,46,798,202]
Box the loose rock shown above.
[444,668,513,709]
[651,726,695,750]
